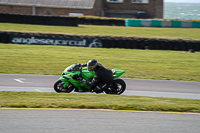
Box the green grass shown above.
[1,23,200,111]
[0,43,200,81]
[1,23,200,39]
[0,92,199,113]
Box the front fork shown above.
[59,75,91,92]
[59,77,69,88]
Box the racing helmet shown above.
[87,59,98,71]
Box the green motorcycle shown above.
[54,63,126,94]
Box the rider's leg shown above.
[93,83,108,93]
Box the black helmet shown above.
[87,59,98,71]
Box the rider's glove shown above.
[81,63,87,67]
[79,76,87,84]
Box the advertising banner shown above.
[10,34,103,48]
[1,32,200,51]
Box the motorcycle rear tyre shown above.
[105,78,126,95]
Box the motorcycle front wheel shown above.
[54,80,74,93]
[105,78,126,95]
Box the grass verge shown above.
[0,44,200,81]
[1,23,200,40]
[0,92,200,113]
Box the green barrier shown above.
[171,21,182,28]
[125,19,200,28]
[125,20,129,27]
[192,21,200,28]
[125,19,141,27]
[151,20,161,27]
[181,21,192,28]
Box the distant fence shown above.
[0,13,78,26]
[125,19,200,28]
[0,13,124,26]
[1,13,200,28]
[1,31,200,51]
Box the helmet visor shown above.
[87,65,94,71]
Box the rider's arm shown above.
[86,74,100,88]
[79,73,100,88]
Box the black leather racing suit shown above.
[85,64,113,93]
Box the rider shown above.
[79,59,113,93]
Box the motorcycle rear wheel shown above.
[54,80,74,93]
[105,78,126,95]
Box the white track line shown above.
[35,89,43,92]
[14,78,25,83]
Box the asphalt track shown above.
[0,73,200,99]
[1,74,200,133]
[1,108,200,133]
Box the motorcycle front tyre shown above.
[54,80,74,93]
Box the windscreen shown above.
[67,64,81,72]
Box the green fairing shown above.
[112,68,125,79]
[59,63,125,92]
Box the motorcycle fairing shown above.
[59,63,125,92]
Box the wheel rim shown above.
[56,82,74,93]
[106,83,124,94]
[56,82,66,92]
[114,83,124,94]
